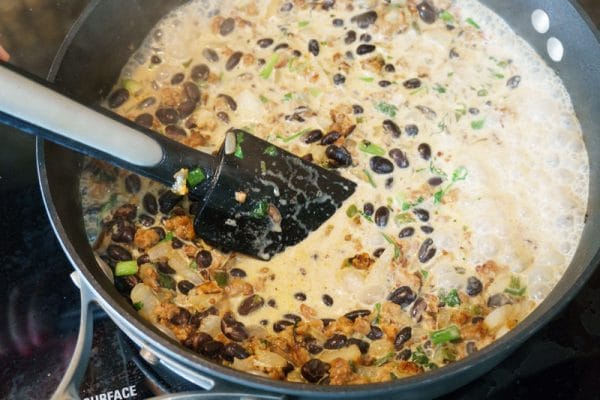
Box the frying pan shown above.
[35,0,600,399]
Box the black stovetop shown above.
[1,2,600,399]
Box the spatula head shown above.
[190,129,356,260]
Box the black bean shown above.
[428,177,443,186]
[321,0,335,10]
[137,254,150,266]
[219,17,235,36]
[403,78,422,89]
[344,309,371,321]
[399,227,415,238]
[225,51,243,71]
[360,33,372,43]
[418,143,432,160]
[507,75,522,89]
[321,318,335,327]
[416,105,437,119]
[158,191,182,214]
[384,63,396,73]
[394,327,412,349]
[280,2,293,11]
[370,156,394,174]
[142,193,158,215]
[333,73,346,85]
[137,97,156,109]
[301,153,313,162]
[183,82,201,103]
[379,80,392,87]
[388,286,416,308]
[332,18,344,27]
[171,73,185,85]
[350,10,378,29]
[171,237,184,249]
[402,125,418,138]
[238,294,265,316]
[257,38,274,48]
[260,319,269,326]
[367,325,384,341]
[111,220,135,243]
[356,44,376,55]
[416,1,437,24]
[108,88,129,109]
[230,268,246,278]
[114,275,138,295]
[449,48,460,59]
[385,177,395,189]
[155,108,179,125]
[352,104,364,114]
[397,349,412,361]
[165,125,186,138]
[469,107,480,115]
[421,226,434,234]
[302,129,323,144]
[322,294,334,306]
[221,342,250,362]
[418,238,436,263]
[466,342,478,355]
[177,101,196,119]
[274,43,289,51]
[202,48,219,63]
[373,247,386,258]
[375,206,390,227]
[107,244,131,261]
[301,359,330,383]
[152,227,166,241]
[348,338,370,354]
[123,174,141,194]
[196,250,213,268]
[177,280,195,295]
[308,39,320,56]
[283,313,301,324]
[217,94,237,111]
[307,341,323,355]
[151,55,162,64]
[191,64,210,81]
[413,208,430,222]
[383,120,401,138]
[466,276,483,297]
[320,131,341,145]
[488,293,512,308]
[221,312,248,342]
[388,148,409,169]
[344,31,356,44]
[363,202,374,216]
[170,307,191,325]
[184,332,212,352]
[113,204,137,220]
[273,319,294,333]
[324,334,347,349]
[294,292,307,301]
[217,111,230,124]
[411,297,427,322]
[325,145,352,167]
[199,340,224,358]
[345,51,354,60]
[268,299,277,308]
[134,113,154,129]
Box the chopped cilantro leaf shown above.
[250,199,269,219]
[471,119,485,130]
[187,167,206,187]
[133,301,144,311]
[263,145,278,156]
[359,140,386,156]
[374,101,398,118]
[259,53,280,79]
[466,17,480,29]
[439,289,461,307]
[234,131,245,159]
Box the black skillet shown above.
[34,0,600,399]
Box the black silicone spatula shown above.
[0,63,356,260]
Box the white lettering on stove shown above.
[82,385,138,400]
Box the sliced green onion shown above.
[439,289,461,307]
[259,94,269,103]
[505,276,527,296]
[115,260,138,277]
[278,128,311,143]
[346,204,358,218]
[250,199,269,219]
[471,119,485,130]
[394,213,415,225]
[465,17,480,29]
[439,10,455,23]
[359,76,375,83]
[374,101,398,118]
[122,79,142,94]
[359,140,386,156]
[373,302,382,325]
[452,166,468,182]
[189,260,198,270]
[363,169,377,188]
[234,131,245,159]
[263,145,278,156]
[259,53,280,79]
[375,352,395,366]
[187,167,206,187]
[282,92,294,102]
[298,20,309,28]
[133,301,144,310]
[214,271,229,287]
[158,273,176,290]
[421,269,429,280]
[430,325,461,345]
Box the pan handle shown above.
[51,272,96,400]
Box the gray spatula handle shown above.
[0,63,217,187]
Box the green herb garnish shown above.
[278,128,311,143]
[433,84,447,94]
[373,303,382,325]
[189,260,198,271]
[439,10,455,23]
[115,260,138,277]
[465,17,480,29]
[430,325,461,345]
[346,204,359,218]
[158,273,176,290]
[359,140,386,156]
[362,168,377,188]
[263,145,278,156]
[259,94,269,103]
[394,213,416,225]
[375,352,395,367]
[374,101,398,118]
[187,167,206,187]
[214,271,229,287]
[434,166,468,204]
[133,301,144,311]
[259,53,280,79]
[381,233,402,260]
[250,199,269,219]
[505,275,527,296]
[411,346,438,369]
[234,131,245,159]
[439,289,461,307]
[429,161,448,178]
[298,20,310,28]
[421,269,429,280]
[359,76,375,83]
[477,89,488,97]
[471,119,485,130]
